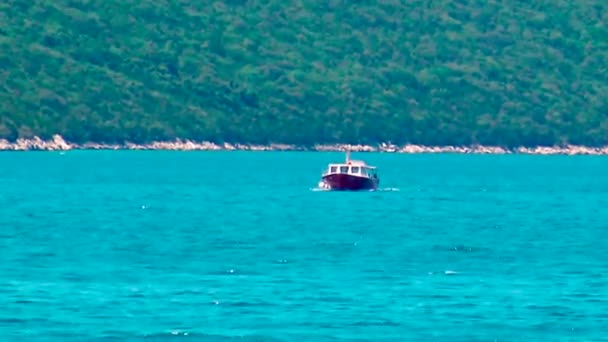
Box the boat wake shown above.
[310,186,399,192]
[310,182,331,191]
[377,187,400,192]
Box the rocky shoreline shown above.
[1,135,608,155]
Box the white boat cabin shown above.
[323,160,377,178]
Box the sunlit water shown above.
[1,151,607,341]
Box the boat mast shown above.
[345,147,351,163]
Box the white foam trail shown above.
[309,187,400,192]
[377,187,400,192]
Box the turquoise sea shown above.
[1,151,607,341]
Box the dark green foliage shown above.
[1,0,608,146]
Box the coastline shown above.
[1,135,608,155]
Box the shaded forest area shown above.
[1,0,608,147]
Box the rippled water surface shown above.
[1,151,607,341]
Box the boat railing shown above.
[322,165,375,178]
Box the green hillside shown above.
[1,0,608,147]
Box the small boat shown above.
[319,150,379,191]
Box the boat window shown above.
[339,166,348,173]
[330,166,337,173]
[351,166,360,174]
[360,167,368,176]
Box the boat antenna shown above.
[345,147,351,163]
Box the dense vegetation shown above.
[1,0,608,147]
